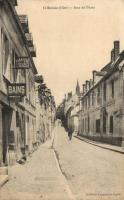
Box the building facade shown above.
[78,41,124,146]
[0,0,38,167]
[63,82,80,134]
[0,0,56,174]
[35,76,56,145]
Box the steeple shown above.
[76,80,80,96]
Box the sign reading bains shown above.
[8,83,26,97]
[7,57,28,97]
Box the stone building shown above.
[78,41,124,146]
[0,0,38,167]
[0,0,56,177]
[35,76,56,145]
[64,81,80,134]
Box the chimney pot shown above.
[111,49,114,63]
[114,41,120,61]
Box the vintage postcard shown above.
[0,0,124,200]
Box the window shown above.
[88,116,90,132]
[88,95,90,107]
[111,80,114,98]
[96,119,100,133]
[82,100,84,111]
[103,83,106,101]
[97,87,100,104]
[12,50,18,82]
[110,116,113,133]
[2,33,10,76]
[85,98,87,109]
[85,118,86,132]
[103,115,106,133]
[16,111,20,127]
[92,92,94,106]
[82,119,84,132]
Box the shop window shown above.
[110,116,113,133]
[96,119,100,133]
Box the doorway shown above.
[2,106,13,165]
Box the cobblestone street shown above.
[0,122,124,200]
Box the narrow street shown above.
[0,122,124,200]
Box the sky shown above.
[17,0,124,105]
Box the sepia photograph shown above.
[0,0,124,200]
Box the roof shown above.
[6,0,38,74]
[81,50,124,99]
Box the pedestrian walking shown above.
[68,127,73,141]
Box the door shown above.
[2,106,12,165]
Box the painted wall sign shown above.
[15,57,30,69]
[8,83,26,97]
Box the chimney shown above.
[86,81,90,91]
[114,41,120,61]
[89,79,93,88]
[68,92,72,100]
[111,49,115,63]
[83,84,86,94]
[93,70,96,85]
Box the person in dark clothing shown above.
[68,126,73,140]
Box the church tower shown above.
[76,80,80,96]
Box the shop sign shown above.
[8,83,26,97]
[15,57,30,69]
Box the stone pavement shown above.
[75,135,124,154]
[0,134,74,200]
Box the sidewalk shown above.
[0,134,74,200]
[75,135,124,154]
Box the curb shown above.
[0,175,9,188]
[75,136,124,154]
[53,149,76,200]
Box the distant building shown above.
[78,41,124,146]
[64,82,80,134]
